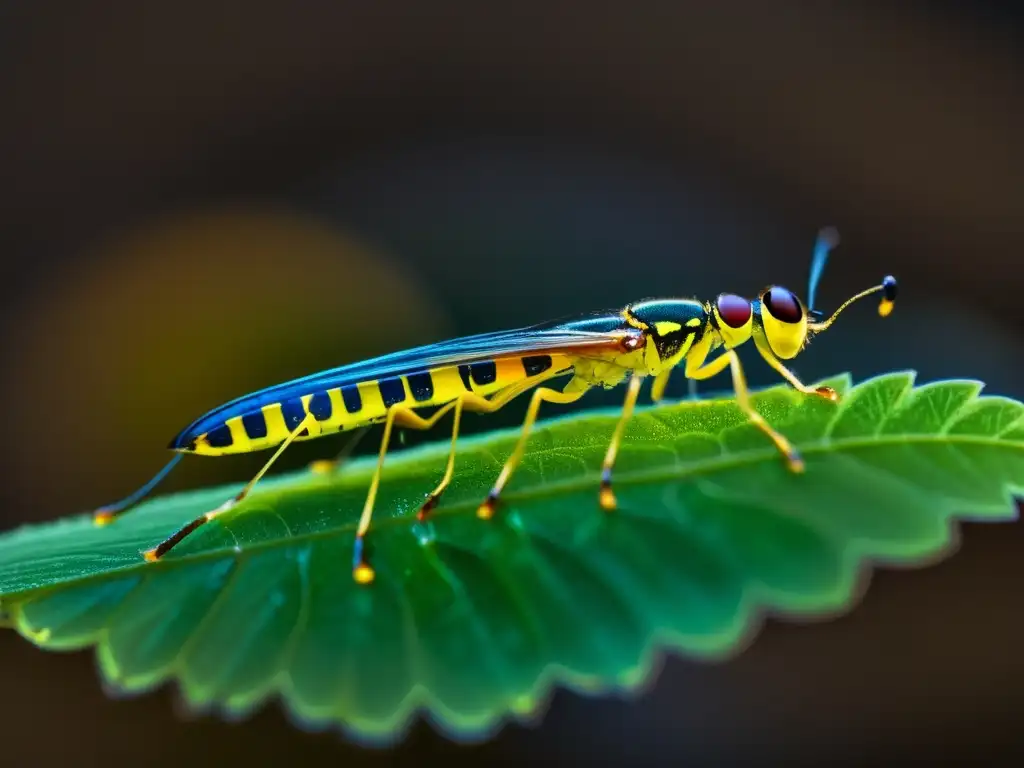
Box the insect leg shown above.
[352,400,461,584]
[476,384,588,519]
[597,373,644,511]
[308,426,372,474]
[352,375,558,583]
[690,349,804,472]
[651,369,701,402]
[752,335,840,402]
[92,453,184,526]
[417,375,556,522]
[416,397,465,521]
[687,378,700,401]
[142,412,317,562]
[650,370,671,403]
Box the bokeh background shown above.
[1,1,1022,764]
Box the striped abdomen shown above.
[174,353,572,456]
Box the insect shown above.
[93,228,897,585]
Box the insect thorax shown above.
[623,298,708,375]
[566,349,646,391]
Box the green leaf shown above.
[0,372,1021,744]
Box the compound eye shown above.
[716,293,751,328]
[762,286,804,324]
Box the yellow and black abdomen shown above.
[172,353,573,457]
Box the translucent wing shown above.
[175,312,631,440]
[301,312,629,388]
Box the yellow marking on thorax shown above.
[622,309,648,331]
[683,328,717,376]
[655,331,700,374]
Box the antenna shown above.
[806,226,840,315]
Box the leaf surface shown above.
[0,372,1020,743]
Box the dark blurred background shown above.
[1,1,1023,764]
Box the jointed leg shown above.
[308,426,371,474]
[476,385,588,519]
[353,401,458,583]
[752,335,839,402]
[651,369,702,403]
[93,453,184,526]
[688,349,805,472]
[651,370,671,403]
[420,373,572,518]
[352,374,559,584]
[142,412,317,562]
[598,373,643,511]
[417,398,466,520]
[651,369,700,403]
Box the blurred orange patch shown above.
[4,206,449,515]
